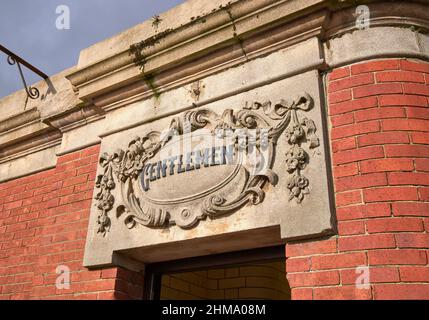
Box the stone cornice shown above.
[0,108,40,134]
[65,0,429,113]
[66,0,327,108]
[0,109,61,163]
[42,104,105,133]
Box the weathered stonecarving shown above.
[1,0,428,301]
[94,93,320,235]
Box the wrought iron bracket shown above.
[1,44,49,100]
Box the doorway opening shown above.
[144,246,290,300]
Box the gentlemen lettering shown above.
[141,145,235,191]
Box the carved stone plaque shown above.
[84,71,334,268]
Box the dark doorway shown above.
[144,246,291,300]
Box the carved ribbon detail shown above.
[94,93,319,235]
[247,93,320,203]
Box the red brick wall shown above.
[286,58,429,300]
[2,59,429,301]
[0,145,144,300]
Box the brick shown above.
[22,195,43,206]
[355,107,405,122]
[287,270,339,287]
[385,145,429,158]
[360,159,414,174]
[379,94,428,107]
[329,97,378,115]
[207,269,225,279]
[388,172,429,186]
[329,90,352,104]
[329,67,350,81]
[400,60,429,73]
[10,206,31,217]
[62,175,88,188]
[411,132,429,144]
[403,83,429,96]
[419,187,429,201]
[382,119,429,132]
[366,218,424,233]
[336,190,362,207]
[336,203,391,221]
[374,284,429,300]
[341,267,399,284]
[59,186,75,197]
[286,238,337,257]
[56,161,81,173]
[291,288,312,300]
[101,268,119,280]
[77,164,97,176]
[59,193,88,205]
[333,146,384,165]
[406,107,429,120]
[286,257,311,273]
[376,71,425,83]
[313,286,371,300]
[69,199,92,212]
[74,182,95,193]
[354,83,403,98]
[415,159,429,172]
[56,151,81,165]
[97,292,126,300]
[74,293,99,300]
[3,195,14,204]
[329,73,374,93]
[395,234,429,249]
[338,234,395,252]
[400,266,429,282]
[219,277,246,289]
[331,137,356,152]
[368,249,427,265]
[335,173,387,192]
[331,121,380,140]
[331,113,354,127]
[333,163,359,179]
[311,252,366,270]
[351,60,400,75]
[6,222,27,233]
[2,239,23,249]
[338,220,365,235]
[8,185,26,195]
[80,144,101,158]
[4,201,22,211]
[83,279,116,292]
[43,190,60,202]
[13,190,34,201]
[363,187,419,202]
[13,229,36,240]
[51,231,78,243]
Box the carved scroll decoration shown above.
[94,93,320,235]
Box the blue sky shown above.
[0,0,185,98]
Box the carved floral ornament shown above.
[94,93,320,236]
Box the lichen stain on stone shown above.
[152,15,162,29]
[128,27,173,73]
[160,227,170,236]
[223,3,248,61]
[142,74,161,100]
[207,221,229,234]
[190,81,205,102]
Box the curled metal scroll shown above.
[7,56,40,99]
